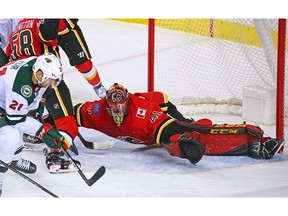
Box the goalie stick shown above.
[61,147,106,186]
[77,132,114,150]
[0,160,58,198]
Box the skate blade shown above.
[23,142,45,151]
[47,163,80,174]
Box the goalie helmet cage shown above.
[147,19,287,151]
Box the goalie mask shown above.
[106,83,129,126]
[32,53,63,88]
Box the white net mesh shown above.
[154,19,276,106]
[153,19,287,144]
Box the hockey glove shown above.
[179,133,206,164]
[36,123,65,149]
[164,132,206,165]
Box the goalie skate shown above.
[45,151,81,174]
[261,139,284,159]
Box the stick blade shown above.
[88,166,106,186]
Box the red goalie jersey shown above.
[75,92,173,145]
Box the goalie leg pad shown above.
[247,142,262,159]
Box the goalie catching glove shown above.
[163,132,206,165]
[36,123,69,149]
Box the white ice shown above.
[1,19,288,216]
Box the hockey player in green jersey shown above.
[0,53,67,196]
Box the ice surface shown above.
[1,19,287,216]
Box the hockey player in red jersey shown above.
[74,83,284,164]
[5,18,106,172]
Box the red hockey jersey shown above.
[6,19,58,60]
[6,19,73,61]
[76,92,174,145]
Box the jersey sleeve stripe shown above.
[155,118,175,144]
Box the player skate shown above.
[44,149,81,173]
[10,158,37,174]
[262,139,284,159]
[23,133,45,150]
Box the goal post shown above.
[276,19,286,144]
[148,18,155,92]
[147,19,287,150]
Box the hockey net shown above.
[148,19,287,148]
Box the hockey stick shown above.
[0,160,58,198]
[77,132,114,150]
[60,147,106,186]
[69,141,79,155]
[36,115,106,186]
[77,132,94,149]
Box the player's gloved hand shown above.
[94,84,107,98]
[35,123,65,149]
